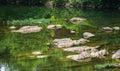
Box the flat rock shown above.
[83,32,95,38]
[73,38,89,45]
[66,49,108,62]
[54,38,89,48]
[12,26,42,33]
[9,26,16,29]
[112,49,120,59]
[63,46,99,53]
[102,27,113,32]
[36,55,48,59]
[32,51,42,55]
[54,38,73,48]
[67,52,91,62]
[47,24,62,29]
[70,17,86,24]
[113,27,120,31]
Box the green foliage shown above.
[95,63,117,69]
[7,18,51,26]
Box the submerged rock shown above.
[12,26,42,33]
[70,17,86,23]
[47,24,62,29]
[54,38,73,48]
[83,32,95,38]
[112,49,120,59]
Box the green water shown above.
[0,6,120,71]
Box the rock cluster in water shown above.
[11,26,42,33]
[54,38,89,48]
[53,32,108,62]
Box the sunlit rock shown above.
[66,49,108,62]
[47,24,62,29]
[63,46,99,53]
[70,30,75,33]
[102,27,113,32]
[112,49,120,59]
[32,51,42,55]
[113,26,120,31]
[83,32,95,38]
[54,38,73,48]
[9,26,16,29]
[36,55,48,58]
[70,17,86,23]
[67,52,91,62]
[12,26,42,33]
[54,38,89,48]
[73,38,90,45]
[91,49,108,58]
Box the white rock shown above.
[9,26,16,29]
[70,30,75,33]
[47,24,62,29]
[12,26,42,33]
[91,49,108,58]
[70,17,86,24]
[102,27,113,31]
[47,25,56,29]
[73,38,89,45]
[54,38,73,48]
[112,49,120,59]
[67,52,91,62]
[56,25,62,29]
[63,46,99,53]
[32,51,42,55]
[113,27,120,31]
[37,55,48,58]
[83,32,95,38]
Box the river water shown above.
[0,6,120,71]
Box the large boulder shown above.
[112,49,120,59]
[83,32,95,38]
[70,17,86,24]
[11,26,42,33]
